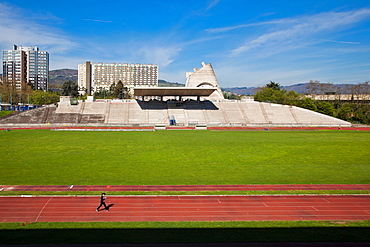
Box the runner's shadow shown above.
[97,204,115,212]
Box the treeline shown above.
[0,81,59,105]
[0,79,133,106]
[92,81,132,99]
[254,81,370,124]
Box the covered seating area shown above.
[133,87,217,101]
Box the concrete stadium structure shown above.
[0,62,351,127]
[0,97,350,127]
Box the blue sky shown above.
[0,0,369,87]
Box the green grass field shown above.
[1,129,369,185]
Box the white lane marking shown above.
[35,197,52,222]
[312,206,319,211]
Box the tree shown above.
[223,91,241,100]
[283,91,303,106]
[123,86,132,99]
[30,91,60,105]
[298,98,317,111]
[0,81,17,104]
[113,81,124,99]
[315,101,334,116]
[305,80,320,99]
[61,81,79,97]
[266,81,281,91]
[109,82,116,97]
[337,103,354,121]
[255,81,292,104]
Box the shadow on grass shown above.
[1,227,369,244]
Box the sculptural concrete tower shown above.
[185,62,224,100]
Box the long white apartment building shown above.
[78,61,158,95]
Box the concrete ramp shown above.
[291,106,350,126]
[128,100,148,125]
[262,103,298,124]
[82,102,106,115]
[107,103,127,124]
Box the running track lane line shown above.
[0,195,369,222]
[35,196,52,222]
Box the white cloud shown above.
[83,19,113,23]
[229,8,370,56]
[0,3,76,54]
[205,0,221,11]
[206,19,292,33]
[324,40,361,45]
[137,46,182,67]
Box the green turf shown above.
[0,111,13,118]
[0,221,369,244]
[1,190,369,196]
[1,129,369,185]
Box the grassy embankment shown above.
[0,111,13,118]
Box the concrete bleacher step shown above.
[219,101,246,124]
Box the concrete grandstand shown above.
[0,97,351,127]
[0,62,351,127]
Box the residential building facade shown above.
[78,61,158,95]
[2,45,49,91]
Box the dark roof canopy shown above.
[134,87,217,97]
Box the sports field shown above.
[1,129,369,245]
[0,129,369,185]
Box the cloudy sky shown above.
[0,0,369,87]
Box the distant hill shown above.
[222,87,257,95]
[223,83,357,95]
[158,79,185,87]
[49,69,78,87]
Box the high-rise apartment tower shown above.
[2,45,49,91]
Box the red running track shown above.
[1,195,369,222]
[2,184,370,191]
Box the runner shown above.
[96,193,109,212]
